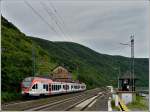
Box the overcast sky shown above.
[1,0,150,58]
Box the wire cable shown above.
[24,0,60,36]
[49,1,66,28]
[40,2,66,40]
[41,1,72,41]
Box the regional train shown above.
[21,77,86,96]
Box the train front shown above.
[21,77,33,96]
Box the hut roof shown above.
[53,66,69,74]
[52,66,72,79]
[119,71,137,80]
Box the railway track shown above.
[25,92,93,111]
[65,92,104,111]
[2,88,102,111]
[25,88,110,111]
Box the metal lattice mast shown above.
[32,41,36,76]
[130,35,134,91]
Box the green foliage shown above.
[127,95,149,110]
[1,16,57,94]
[1,92,21,103]
[111,100,120,111]
[1,16,149,102]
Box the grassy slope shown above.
[1,16,149,102]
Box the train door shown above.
[43,84,49,95]
[49,84,51,95]
[45,84,48,95]
[31,83,38,96]
[38,83,43,94]
[62,84,66,93]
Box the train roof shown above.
[23,77,86,85]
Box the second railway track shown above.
[65,92,104,111]
[2,88,104,111]
[26,88,109,111]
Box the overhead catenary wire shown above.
[49,1,66,28]
[24,0,60,36]
[40,2,70,41]
[47,1,73,42]
[40,2,62,37]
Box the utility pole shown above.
[120,34,135,91]
[118,67,121,89]
[130,35,134,91]
[77,64,79,77]
[32,41,36,76]
[113,67,120,89]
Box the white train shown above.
[21,77,86,96]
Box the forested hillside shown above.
[1,16,149,102]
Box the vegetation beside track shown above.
[111,100,120,111]
[111,95,149,111]
[1,92,22,103]
[127,95,149,111]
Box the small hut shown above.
[118,71,137,91]
[116,71,137,104]
[52,66,72,82]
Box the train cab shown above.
[21,77,52,96]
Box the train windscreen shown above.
[22,77,33,87]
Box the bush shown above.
[1,92,21,103]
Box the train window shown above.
[32,84,38,89]
[56,85,57,90]
[46,85,48,91]
[63,85,67,90]
[36,84,38,89]
[52,85,53,91]
[49,84,51,91]
[32,84,36,89]
[57,85,59,90]
[43,84,48,91]
[54,85,56,90]
[43,84,45,89]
